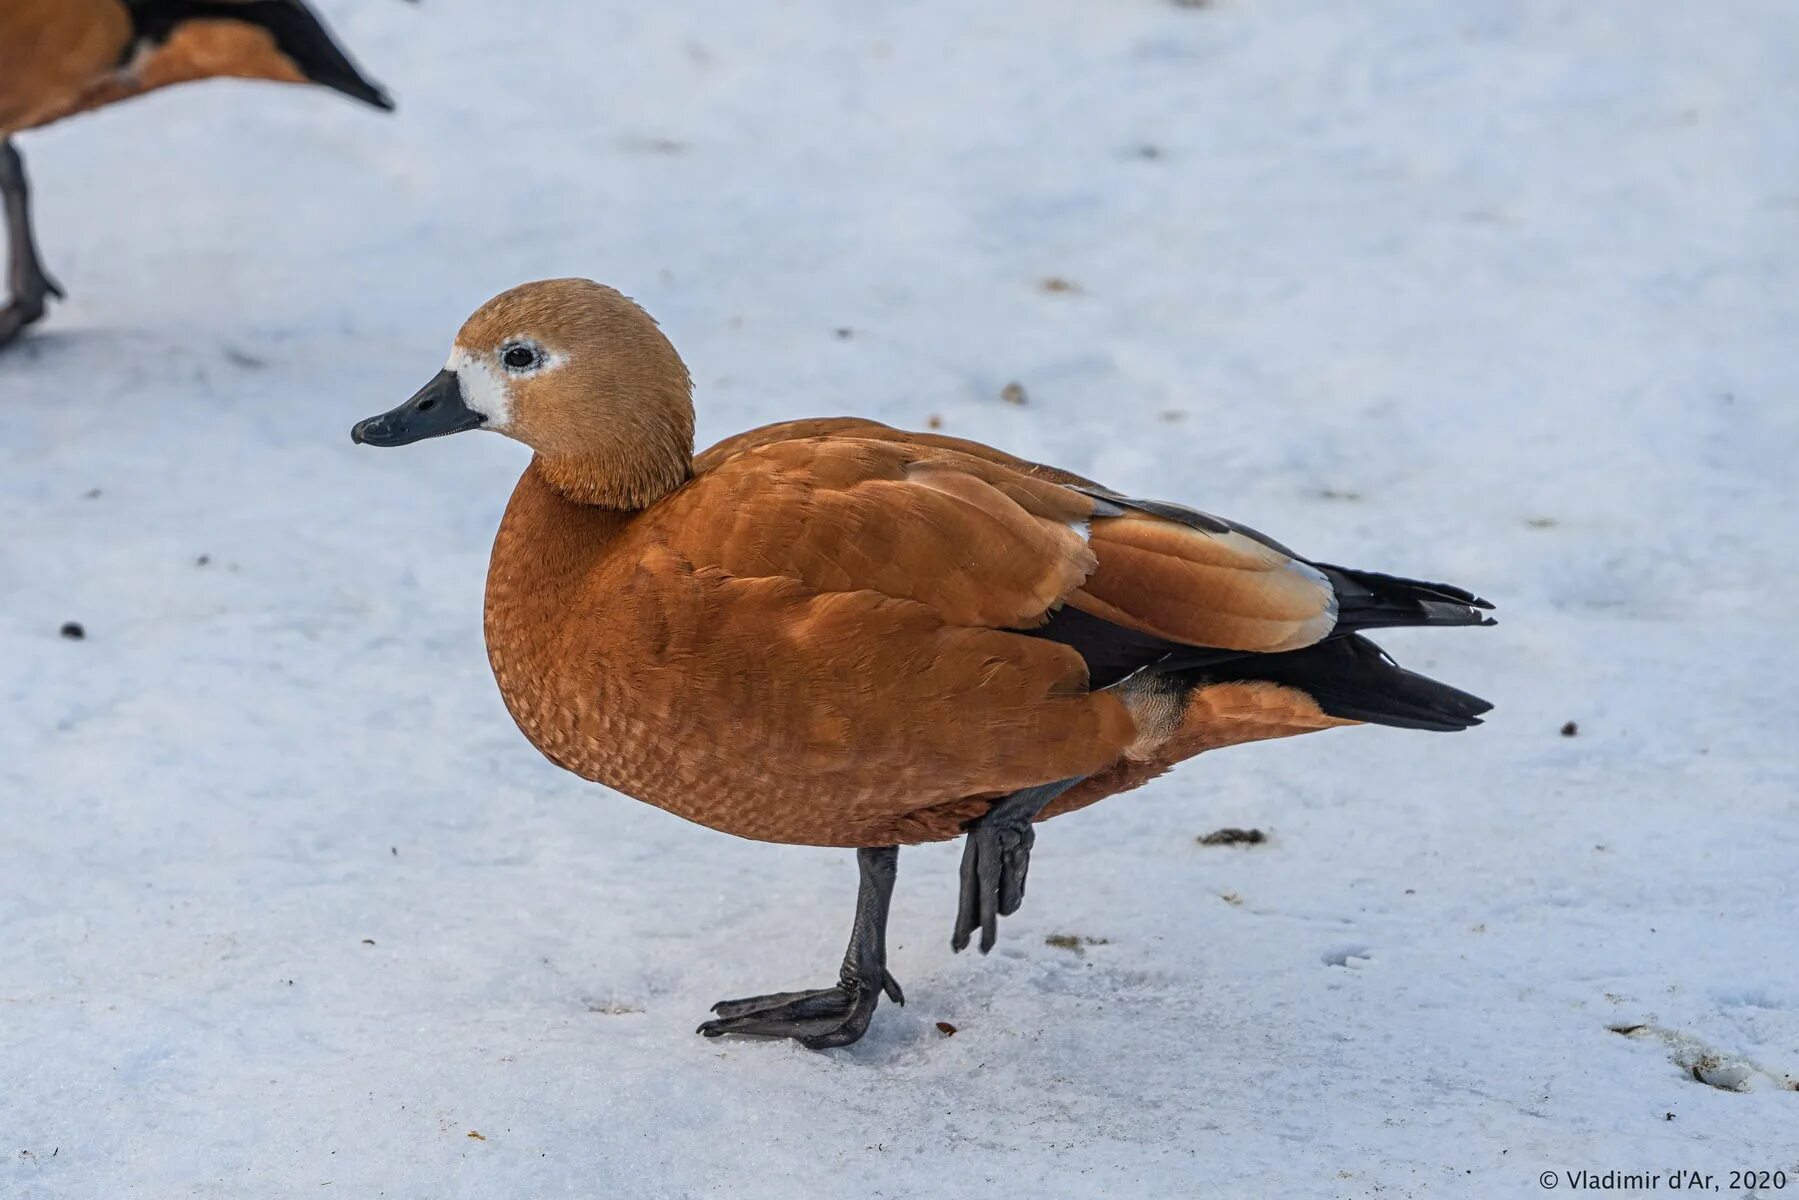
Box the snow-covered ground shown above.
[4,1,1796,1195]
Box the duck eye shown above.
[502,345,538,370]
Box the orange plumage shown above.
[354,278,1495,1047]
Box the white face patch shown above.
[446,338,569,435]
[447,345,511,432]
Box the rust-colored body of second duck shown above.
[0,0,399,346]
[354,278,1495,1048]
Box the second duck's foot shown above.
[0,279,59,349]
[1,139,62,350]
[697,969,905,1049]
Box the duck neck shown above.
[534,448,692,510]
[484,460,639,672]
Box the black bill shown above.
[351,370,483,446]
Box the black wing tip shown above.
[330,76,395,110]
[304,71,393,110]
[1417,601,1498,628]
[1319,565,1498,632]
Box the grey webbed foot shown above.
[0,275,61,349]
[697,970,904,1049]
[952,810,1035,954]
[698,845,901,1049]
[1,138,62,350]
[951,777,1083,954]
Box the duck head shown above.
[353,279,696,509]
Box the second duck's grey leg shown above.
[952,776,1083,954]
[1,139,64,349]
[697,845,903,1049]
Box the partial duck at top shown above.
[1,0,404,348]
[353,279,1496,1049]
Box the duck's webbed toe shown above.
[0,282,59,348]
[697,845,903,1050]
[1,140,63,350]
[698,970,904,1049]
[951,777,1083,954]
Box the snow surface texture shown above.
[3,1,1796,1196]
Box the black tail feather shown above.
[1203,633,1492,732]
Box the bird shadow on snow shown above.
[0,327,112,366]
[695,948,1186,1072]
[0,326,282,378]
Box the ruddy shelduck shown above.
[353,279,1495,1049]
[0,0,400,347]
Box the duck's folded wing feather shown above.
[666,431,1340,659]
[650,436,1101,630]
[1068,505,1338,655]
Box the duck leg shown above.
[697,845,903,1049]
[0,139,64,349]
[951,776,1082,954]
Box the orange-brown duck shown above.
[353,278,1495,1048]
[0,0,399,346]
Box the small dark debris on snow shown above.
[1560,721,1579,737]
[1199,826,1266,846]
[59,622,85,641]
[84,487,101,499]
[1158,409,1188,423]
[588,1002,645,1015]
[1664,1112,1676,1121]
[1526,516,1558,529]
[223,346,267,369]
[1045,933,1110,955]
[1608,1023,1647,1036]
[390,846,398,857]
[834,327,854,340]
[620,135,687,155]
[999,382,1028,406]
[935,1021,958,1037]
[1134,143,1163,160]
[466,1130,486,1141]
[1039,276,1081,294]
[361,938,376,946]
[1318,487,1362,502]
[195,554,211,567]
